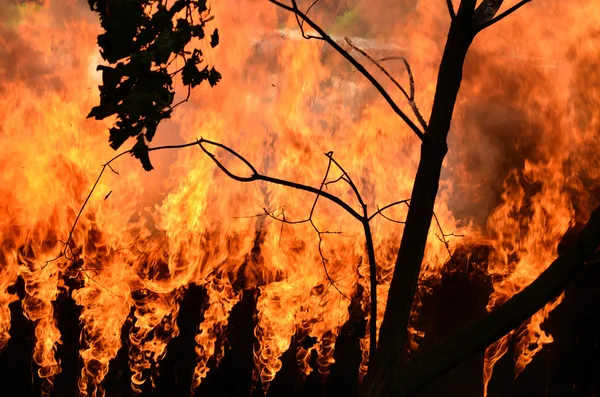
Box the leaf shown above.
[191,24,205,39]
[210,28,219,48]
[195,0,208,13]
[171,0,188,13]
[208,67,222,87]
[131,134,154,171]
[145,119,158,142]
[182,61,209,88]
[87,103,118,120]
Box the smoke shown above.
[0,0,94,90]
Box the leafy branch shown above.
[87,0,222,170]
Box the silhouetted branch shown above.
[57,134,459,374]
[446,0,456,19]
[345,38,428,131]
[379,56,415,102]
[324,174,348,187]
[290,0,321,39]
[325,151,366,207]
[198,139,363,220]
[473,0,504,26]
[385,204,600,397]
[268,0,426,141]
[265,206,351,300]
[473,0,531,33]
[256,155,352,300]
[432,212,452,258]
[368,199,410,222]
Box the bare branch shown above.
[381,204,600,397]
[446,0,456,20]
[57,137,370,303]
[268,0,426,141]
[325,151,366,208]
[45,139,210,269]
[255,155,353,301]
[473,0,531,33]
[432,211,452,258]
[290,0,321,40]
[374,208,405,224]
[368,199,410,222]
[263,208,351,301]
[198,138,363,221]
[473,0,504,26]
[362,217,378,363]
[56,133,389,370]
[379,57,415,102]
[346,39,410,101]
[323,174,347,187]
[344,38,428,131]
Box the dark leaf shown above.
[131,134,154,171]
[171,0,188,13]
[195,0,208,13]
[182,61,208,88]
[191,24,205,39]
[208,67,222,87]
[87,103,118,120]
[145,120,158,142]
[210,28,219,48]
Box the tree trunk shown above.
[364,2,476,395]
[388,204,600,397]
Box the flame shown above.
[0,0,598,396]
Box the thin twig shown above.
[368,199,410,222]
[325,151,365,207]
[379,56,415,102]
[377,210,405,224]
[345,38,428,131]
[290,0,322,40]
[431,211,463,259]
[268,0,425,141]
[255,156,352,300]
[346,39,409,100]
[198,139,363,221]
[324,174,347,187]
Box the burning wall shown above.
[0,0,599,396]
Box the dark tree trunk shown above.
[365,2,477,395]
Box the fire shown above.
[0,0,598,396]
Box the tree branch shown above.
[362,217,378,363]
[380,203,600,397]
[472,0,504,26]
[345,38,428,131]
[363,5,477,394]
[255,155,353,301]
[368,199,410,222]
[446,0,456,20]
[268,0,426,141]
[198,139,364,221]
[473,0,531,33]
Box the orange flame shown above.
[0,1,598,396]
